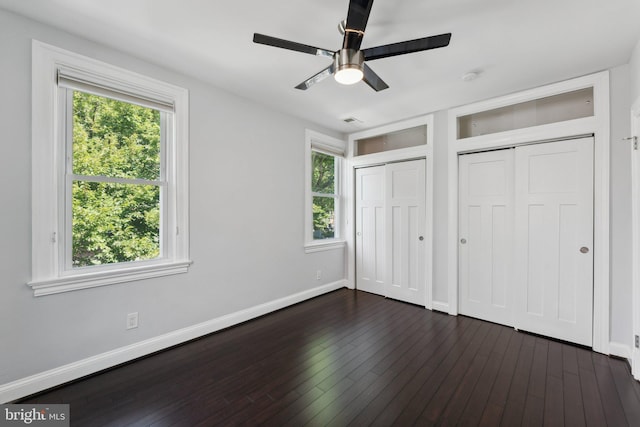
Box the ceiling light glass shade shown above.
[335,67,364,85]
[334,49,364,85]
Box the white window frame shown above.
[29,40,191,296]
[304,130,346,253]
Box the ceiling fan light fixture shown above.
[335,67,364,85]
[334,49,364,85]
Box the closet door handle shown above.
[580,246,589,254]
[460,238,467,244]
[418,236,424,241]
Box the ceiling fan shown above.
[253,0,451,91]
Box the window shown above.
[30,41,190,296]
[65,91,163,267]
[456,87,594,139]
[354,124,427,156]
[312,151,338,239]
[305,130,345,252]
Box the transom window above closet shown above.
[354,124,427,156]
[457,87,594,139]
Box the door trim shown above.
[447,71,610,354]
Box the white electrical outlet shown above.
[316,270,322,280]
[126,312,139,330]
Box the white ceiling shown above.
[1,0,639,133]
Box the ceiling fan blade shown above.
[343,0,374,51]
[253,33,334,58]
[362,64,389,91]
[295,64,336,90]
[363,33,451,61]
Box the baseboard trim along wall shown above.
[0,280,347,403]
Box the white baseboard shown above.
[431,301,450,314]
[0,280,346,403]
[609,341,632,362]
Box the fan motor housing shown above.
[335,49,364,71]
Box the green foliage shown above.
[313,196,335,239]
[311,151,336,239]
[311,151,334,193]
[73,92,160,179]
[71,92,161,267]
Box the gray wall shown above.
[431,110,450,305]
[609,64,632,346]
[0,9,345,386]
[630,39,640,102]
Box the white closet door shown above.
[514,137,594,346]
[355,166,386,296]
[459,150,514,326]
[385,160,426,305]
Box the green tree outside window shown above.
[71,92,162,266]
[311,151,337,239]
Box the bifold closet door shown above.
[355,159,426,306]
[514,137,594,346]
[459,149,514,326]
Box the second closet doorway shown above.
[355,159,426,306]
[459,137,594,346]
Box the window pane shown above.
[72,181,160,267]
[313,196,335,239]
[311,151,335,194]
[72,91,161,180]
[355,124,427,156]
[457,87,594,139]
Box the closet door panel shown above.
[385,160,426,305]
[355,166,386,296]
[458,150,514,326]
[514,137,594,346]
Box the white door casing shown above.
[514,137,594,346]
[459,149,514,326]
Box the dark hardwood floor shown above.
[18,289,640,426]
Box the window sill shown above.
[27,260,193,297]
[304,240,346,254]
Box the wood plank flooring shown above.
[18,289,640,426]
